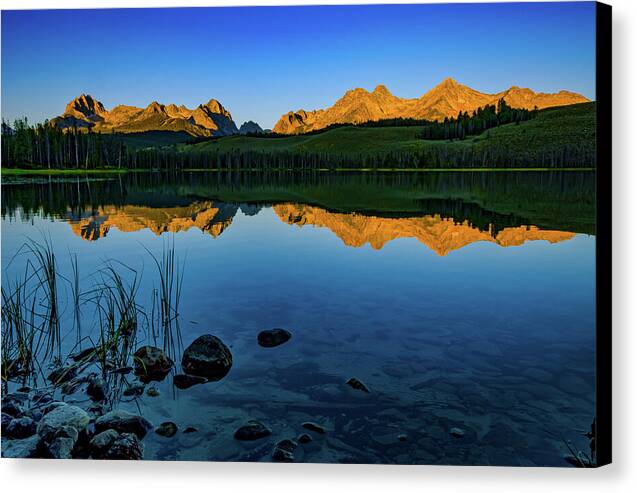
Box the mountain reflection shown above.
[59,200,575,255]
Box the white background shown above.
[0,0,634,491]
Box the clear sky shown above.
[2,2,596,129]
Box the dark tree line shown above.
[419,99,538,140]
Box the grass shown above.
[1,167,130,176]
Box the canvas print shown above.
[1,2,611,466]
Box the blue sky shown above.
[1,3,596,128]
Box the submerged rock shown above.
[5,416,37,439]
[123,381,146,397]
[257,328,292,348]
[90,429,120,458]
[234,420,272,441]
[47,365,78,385]
[271,438,297,462]
[103,433,143,460]
[183,426,198,434]
[70,346,98,362]
[95,410,152,439]
[173,373,207,389]
[2,412,13,433]
[155,422,178,438]
[346,377,370,393]
[133,346,174,382]
[297,433,313,444]
[3,394,27,417]
[44,426,79,459]
[301,422,326,434]
[450,427,465,438]
[146,387,160,397]
[1,435,40,458]
[87,375,107,401]
[181,335,233,381]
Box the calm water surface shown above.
[1,171,596,465]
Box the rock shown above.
[272,438,297,462]
[103,433,143,460]
[450,427,465,438]
[70,346,98,362]
[133,346,174,382]
[5,416,37,439]
[123,381,145,397]
[47,365,77,385]
[87,375,107,401]
[2,395,26,417]
[398,434,408,442]
[39,401,66,416]
[233,420,272,441]
[183,427,198,434]
[90,429,119,458]
[2,412,13,433]
[257,328,292,348]
[61,377,85,395]
[1,435,40,458]
[32,390,53,406]
[37,404,90,440]
[155,421,178,437]
[301,422,326,434]
[146,387,160,397]
[95,410,152,439]
[44,427,78,459]
[173,373,208,389]
[346,377,370,393]
[181,335,233,381]
[297,433,313,444]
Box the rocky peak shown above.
[64,94,107,120]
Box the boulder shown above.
[47,365,78,385]
[346,377,370,393]
[37,404,90,441]
[43,426,79,459]
[133,346,174,382]
[89,429,120,458]
[103,433,143,460]
[1,435,40,458]
[181,335,232,381]
[155,422,178,438]
[257,328,292,348]
[5,416,37,439]
[271,438,297,462]
[1,412,13,433]
[301,422,326,434]
[95,410,152,439]
[87,375,107,401]
[234,420,272,441]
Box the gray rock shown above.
[297,433,313,444]
[103,433,143,460]
[87,375,107,401]
[234,420,272,441]
[146,387,160,397]
[155,421,178,438]
[346,377,370,393]
[173,373,208,389]
[272,438,297,462]
[41,426,79,459]
[5,416,37,439]
[90,429,120,458]
[183,426,198,434]
[1,435,40,458]
[133,346,174,382]
[257,328,292,348]
[37,404,90,440]
[123,381,145,397]
[1,412,13,433]
[95,410,152,439]
[450,427,465,438]
[301,422,326,434]
[181,335,233,381]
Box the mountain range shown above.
[51,78,588,137]
[272,78,589,134]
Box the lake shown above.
[1,170,596,465]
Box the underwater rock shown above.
[181,335,233,381]
[301,422,326,434]
[155,422,178,438]
[47,365,78,386]
[234,420,272,441]
[173,373,208,389]
[87,375,107,401]
[43,426,79,459]
[450,427,465,438]
[103,433,143,460]
[346,377,370,393]
[90,429,120,458]
[3,394,27,417]
[183,426,198,434]
[398,434,408,442]
[1,434,40,458]
[146,387,160,397]
[123,381,146,397]
[5,416,37,439]
[70,346,98,362]
[133,346,174,382]
[272,439,297,462]
[297,433,313,444]
[95,410,152,439]
[257,328,292,348]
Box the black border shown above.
[595,0,612,468]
